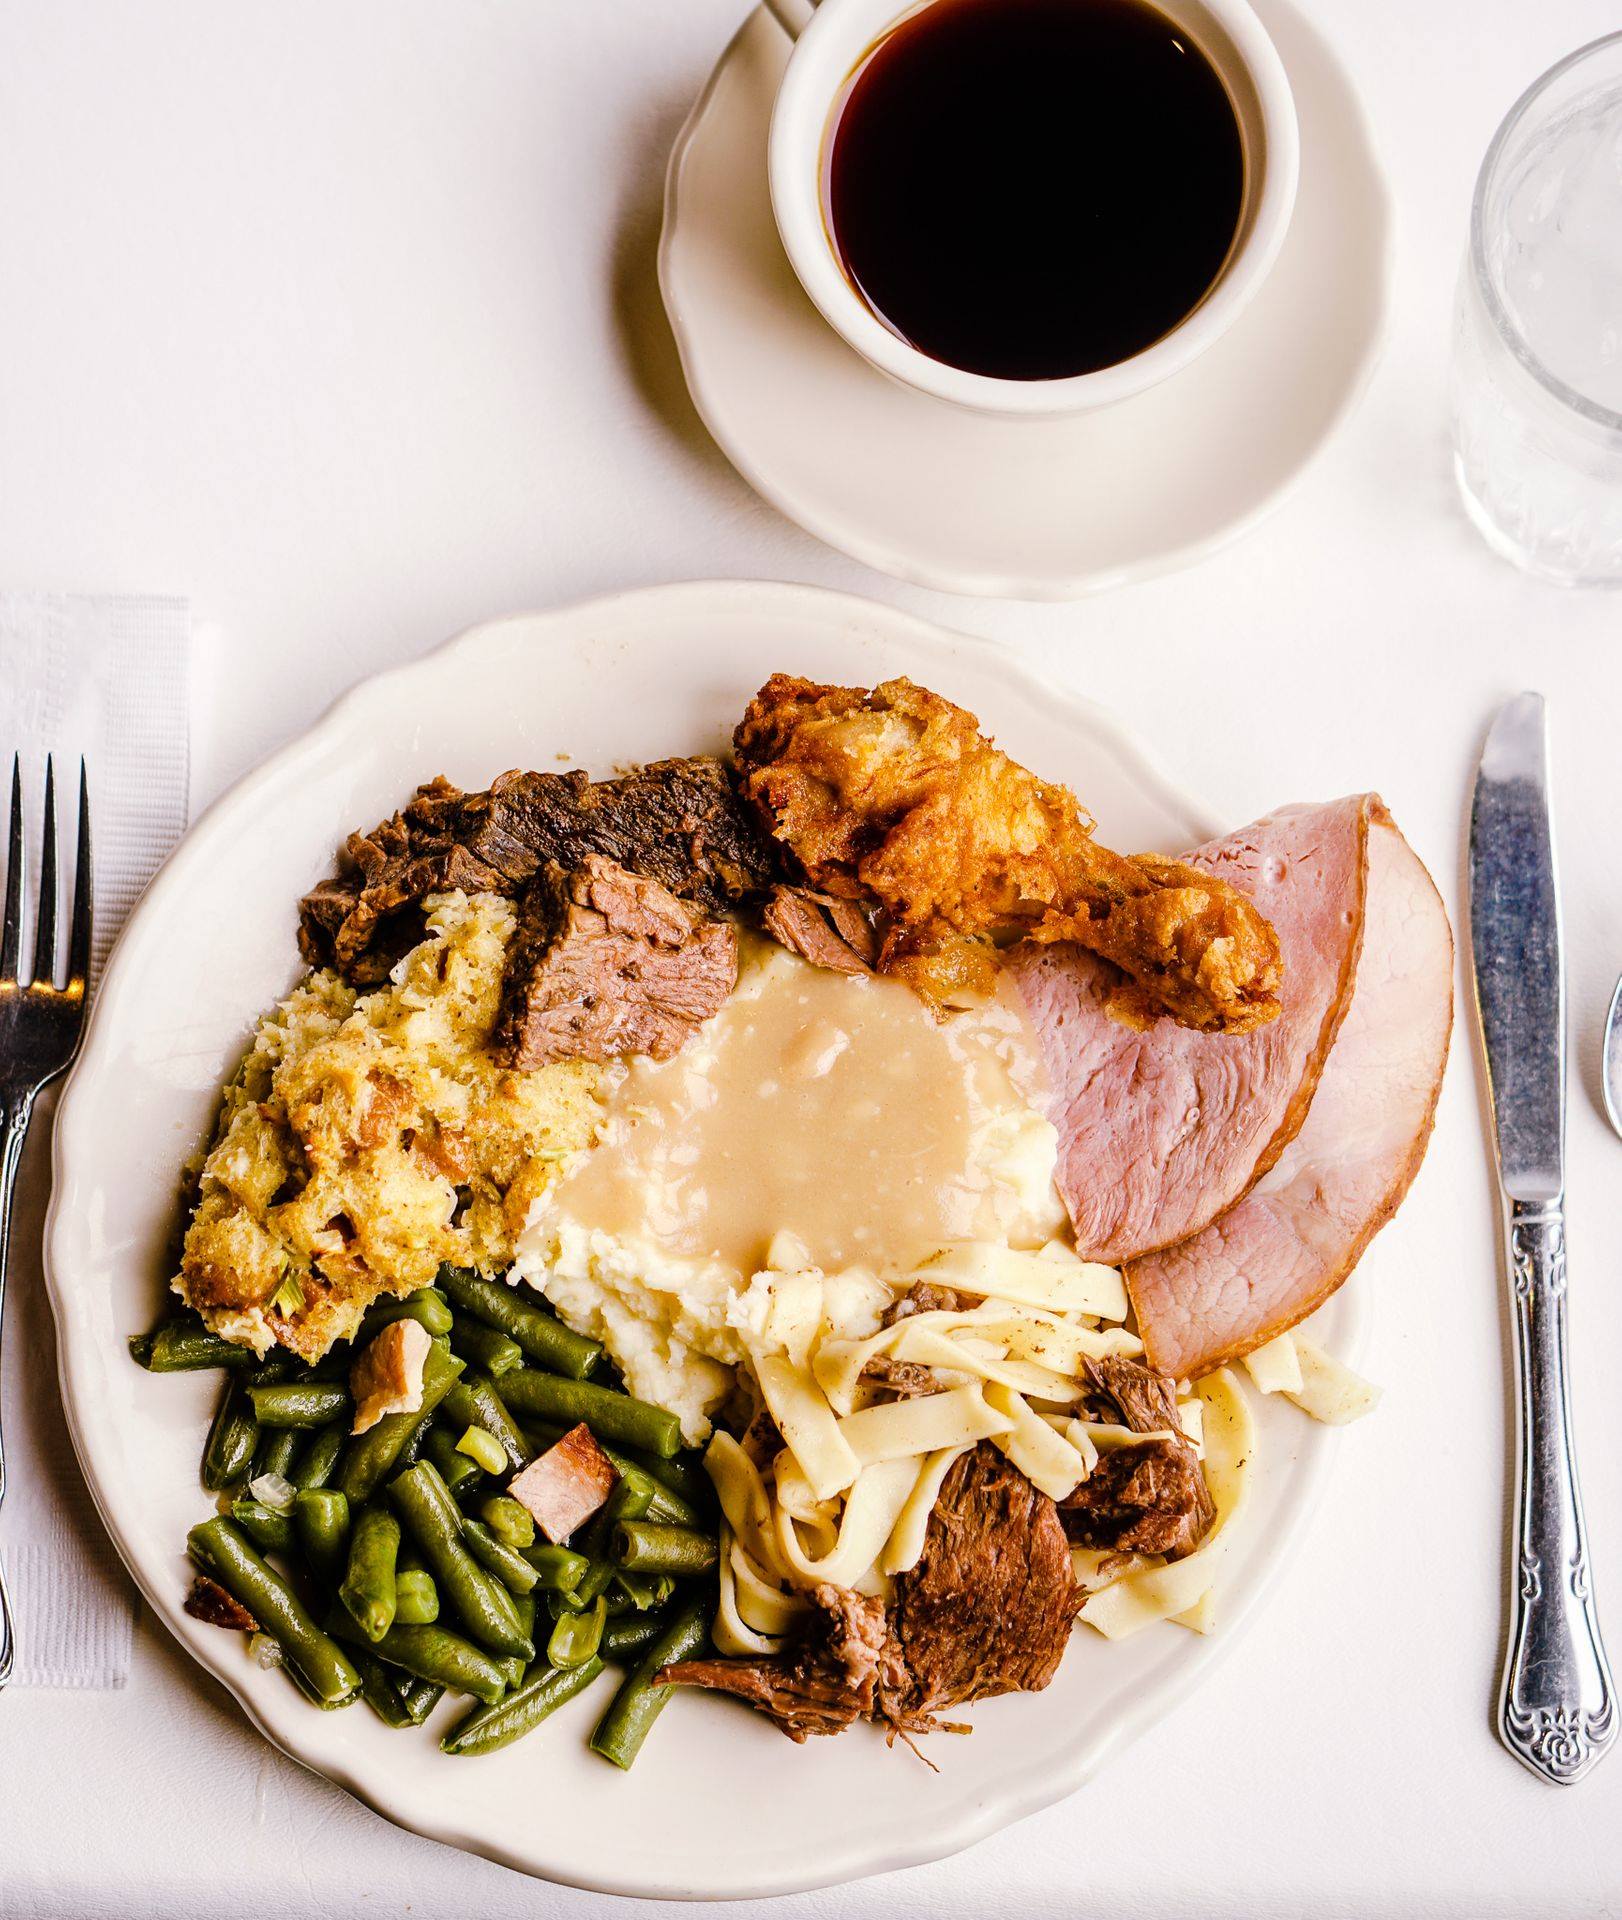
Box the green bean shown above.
[339,1504,401,1642]
[612,1570,676,1613]
[130,1321,256,1372]
[493,1651,527,1692]
[520,1544,590,1594]
[441,1375,528,1472]
[357,1287,454,1343]
[188,1518,361,1707]
[423,1424,483,1496]
[411,1447,479,1529]
[478,1495,535,1551]
[606,1478,656,1524]
[640,1454,713,1509]
[597,1444,704,1529]
[293,1488,350,1585]
[607,1439,713,1511]
[251,1426,300,1482]
[601,1611,668,1661]
[462,1520,539,1596]
[336,1341,464,1505]
[589,1599,710,1770]
[440,1655,605,1757]
[496,1601,538,1692]
[612,1521,719,1578]
[394,1568,439,1626]
[395,1675,445,1724]
[248,1381,351,1429]
[498,1371,681,1459]
[326,1610,508,1707]
[247,1353,304,1387]
[448,1318,524,1379]
[289,1422,346,1492]
[456,1425,508,1475]
[387,1462,534,1661]
[438,1267,602,1380]
[230,1497,294,1555]
[354,1648,418,1728]
[548,1594,606,1671]
[553,1495,646,1614]
[201,1383,258,1492]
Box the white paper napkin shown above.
[1,591,191,1686]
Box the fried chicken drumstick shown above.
[733,675,1282,1035]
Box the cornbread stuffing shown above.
[174,891,602,1358]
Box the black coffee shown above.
[825,0,1245,381]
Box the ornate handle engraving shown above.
[1499,1200,1614,1782]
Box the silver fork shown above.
[0,756,93,1690]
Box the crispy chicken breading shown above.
[733,675,1282,1034]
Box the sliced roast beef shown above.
[491,856,738,1068]
[1127,805,1452,1379]
[183,1575,258,1631]
[298,757,777,983]
[1082,1353,1183,1433]
[661,1448,1079,1744]
[657,1581,888,1742]
[1062,1355,1215,1559]
[1060,1439,1213,1559]
[878,1443,1080,1732]
[1008,797,1374,1264]
[881,1281,973,1328]
[761,885,877,974]
[300,789,513,983]
[858,1355,938,1397]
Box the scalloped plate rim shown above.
[41,578,1365,1900]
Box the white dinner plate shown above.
[45,580,1362,1899]
[660,2,1392,600]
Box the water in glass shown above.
[1451,35,1622,586]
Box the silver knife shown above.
[1469,690,1615,1784]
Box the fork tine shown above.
[32,756,58,986]
[66,759,93,992]
[0,755,21,982]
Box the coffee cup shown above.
[764,0,1298,418]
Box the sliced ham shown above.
[509,1421,618,1543]
[349,1318,431,1435]
[1008,797,1374,1264]
[1126,805,1452,1378]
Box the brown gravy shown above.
[549,940,1053,1276]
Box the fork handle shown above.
[1500,1199,1616,1782]
[0,1093,34,1687]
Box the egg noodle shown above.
[698,1236,1277,1653]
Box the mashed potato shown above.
[176,891,601,1357]
[515,937,1067,1441]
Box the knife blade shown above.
[1469,691,1615,1785]
[1469,690,1564,1203]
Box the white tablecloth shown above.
[3,2,1621,1914]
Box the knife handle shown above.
[1499,1199,1616,1783]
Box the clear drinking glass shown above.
[1450,33,1622,586]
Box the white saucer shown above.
[660,3,1392,600]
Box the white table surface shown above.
[3,1,1622,1914]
